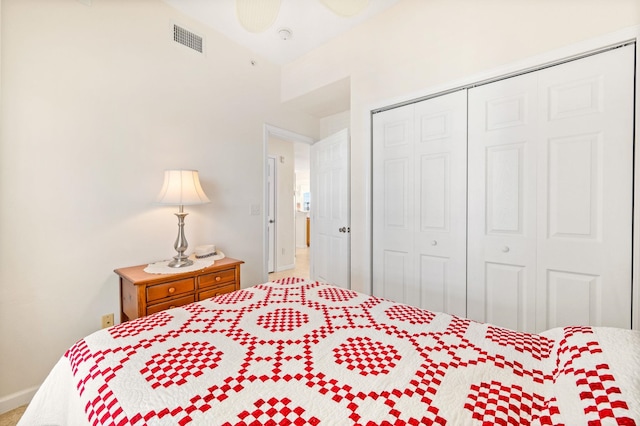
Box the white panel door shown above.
[372,104,415,304]
[310,129,350,288]
[469,45,634,332]
[373,90,467,316]
[413,91,467,315]
[468,74,539,332]
[535,45,634,330]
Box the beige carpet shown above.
[0,405,26,426]
[268,247,310,282]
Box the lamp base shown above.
[168,207,193,268]
[168,255,194,268]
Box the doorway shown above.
[263,125,314,283]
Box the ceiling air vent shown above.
[173,24,203,53]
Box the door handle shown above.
[339,227,346,233]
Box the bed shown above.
[19,278,640,425]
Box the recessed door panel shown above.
[419,112,450,142]
[546,270,600,327]
[384,158,410,229]
[485,262,526,331]
[548,76,602,121]
[486,144,524,235]
[420,154,448,231]
[486,94,528,130]
[548,133,600,239]
[384,120,411,148]
[383,250,409,303]
[419,255,448,313]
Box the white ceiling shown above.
[161,1,399,171]
[161,0,401,65]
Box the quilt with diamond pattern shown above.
[20,279,640,425]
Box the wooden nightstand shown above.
[115,257,244,322]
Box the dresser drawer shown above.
[147,295,195,315]
[198,283,237,301]
[146,278,194,302]
[116,257,243,322]
[198,268,236,289]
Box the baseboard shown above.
[0,386,38,415]
[276,263,295,272]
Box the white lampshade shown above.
[319,0,369,17]
[156,170,210,206]
[236,0,281,33]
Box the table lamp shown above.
[156,170,210,267]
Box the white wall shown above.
[0,0,318,409]
[268,137,296,270]
[320,110,350,139]
[282,0,640,294]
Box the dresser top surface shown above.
[115,257,244,285]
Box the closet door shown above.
[535,46,634,331]
[373,90,467,316]
[467,73,539,332]
[468,45,635,332]
[372,104,415,305]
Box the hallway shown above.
[268,247,310,282]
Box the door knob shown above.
[502,246,510,253]
[339,227,346,233]
[269,220,275,224]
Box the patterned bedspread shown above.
[20,279,640,425]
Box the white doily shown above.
[144,251,226,274]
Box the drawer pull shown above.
[168,287,176,294]
[169,305,176,309]
[215,276,221,282]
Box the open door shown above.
[266,156,276,273]
[310,129,350,288]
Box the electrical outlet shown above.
[101,313,114,329]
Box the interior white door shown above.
[310,129,350,288]
[266,156,276,273]
[372,104,415,304]
[372,90,468,316]
[534,46,634,331]
[467,73,539,332]
[468,45,635,332]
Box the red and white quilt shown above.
[21,279,640,425]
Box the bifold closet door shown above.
[467,73,539,332]
[468,45,635,332]
[372,90,467,316]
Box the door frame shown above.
[262,124,315,282]
[266,155,277,273]
[364,25,640,330]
